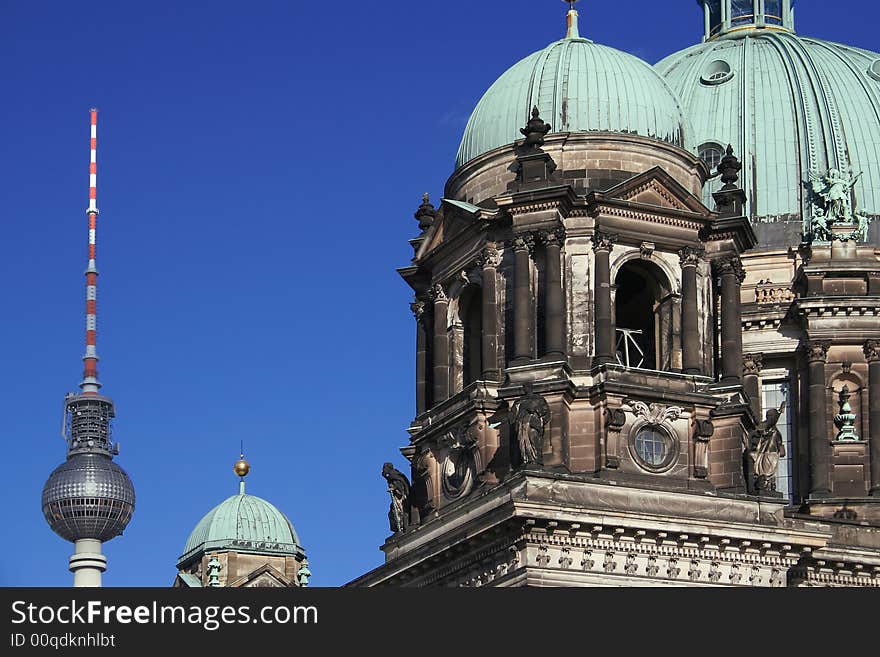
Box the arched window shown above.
[614,260,674,371]
[699,142,725,171]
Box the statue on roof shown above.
[807,168,870,242]
[509,382,551,468]
[382,462,415,533]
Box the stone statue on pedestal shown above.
[747,401,786,494]
[382,462,414,533]
[510,383,551,468]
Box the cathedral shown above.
[349,1,880,587]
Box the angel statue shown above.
[808,169,863,240]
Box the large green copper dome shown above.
[657,5,880,239]
[178,491,303,567]
[456,33,691,169]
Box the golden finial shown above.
[423,192,430,203]
[233,453,250,478]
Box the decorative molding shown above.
[864,340,880,363]
[540,226,566,247]
[600,205,704,231]
[639,241,655,259]
[591,231,617,252]
[626,400,683,424]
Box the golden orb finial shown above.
[233,454,250,478]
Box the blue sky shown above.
[2,0,878,587]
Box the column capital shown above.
[715,255,745,283]
[540,226,566,247]
[743,352,763,375]
[430,283,448,303]
[591,231,617,252]
[511,233,536,254]
[476,243,502,269]
[678,246,704,267]
[864,339,880,363]
[410,298,426,320]
[804,339,831,363]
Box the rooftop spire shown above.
[81,108,101,393]
[563,0,580,39]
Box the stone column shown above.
[592,232,616,365]
[478,244,501,380]
[717,256,745,384]
[743,353,763,420]
[512,234,534,362]
[806,340,831,497]
[431,283,450,404]
[544,228,566,358]
[679,247,702,374]
[865,340,880,495]
[410,297,428,414]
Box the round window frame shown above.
[698,142,725,171]
[627,422,678,473]
[700,60,735,86]
[868,60,880,82]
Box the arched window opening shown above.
[461,286,483,386]
[614,261,673,371]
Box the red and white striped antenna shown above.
[81,108,101,394]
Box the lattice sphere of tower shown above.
[42,452,135,543]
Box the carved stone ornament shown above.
[626,399,683,425]
[591,231,617,252]
[804,340,830,363]
[864,339,880,363]
[678,246,704,267]
[430,283,448,304]
[509,382,551,469]
[511,233,536,254]
[743,353,763,375]
[519,106,551,149]
[477,244,501,269]
[718,144,741,188]
[640,241,655,259]
[834,386,860,441]
[604,407,627,469]
[715,255,746,283]
[414,192,436,231]
[382,462,415,534]
[410,298,425,320]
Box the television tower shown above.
[41,109,135,587]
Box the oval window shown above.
[630,425,677,473]
[701,60,734,85]
[698,142,725,171]
[869,60,880,82]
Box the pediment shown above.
[229,563,294,588]
[602,167,708,214]
[417,199,483,258]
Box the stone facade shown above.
[352,112,880,587]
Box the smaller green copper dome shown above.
[178,492,302,567]
[456,34,691,168]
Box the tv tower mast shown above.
[41,109,135,587]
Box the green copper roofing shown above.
[178,491,302,567]
[456,35,691,169]
[656,30,880,226]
